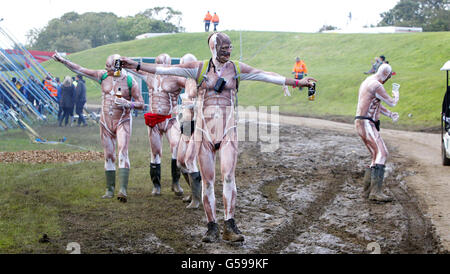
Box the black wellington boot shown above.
[150,163,161,196]
[171,159,183,196]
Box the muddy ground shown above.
[48,122,441,254]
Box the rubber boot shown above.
[171,159,183,196]
[201,222,220,243]
[150,163,161,196]
[186,172,202,209]
[182,172,192,203]
[117,168,129,203]
[363,166,373,198]
[369,164,393,203]
[223,218,245,242]
[102,170,116,199]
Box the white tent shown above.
[441,61,450,71]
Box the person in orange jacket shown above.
[204,11,212,32]
[292,57,308,90]
[212,12,219,31]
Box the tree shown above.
[378,0,449,31]
[26,7,184,52]
[318,25,338,32]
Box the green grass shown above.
[0,119,201,253]
[42,31,450,128]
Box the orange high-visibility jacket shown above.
[212,14,219,23]
[204,13,212,22]
[293,60,308,76]
[44,80,58,97]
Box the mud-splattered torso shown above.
[100,74,133,131]
[148,74,184,116]
[356,75,383,121]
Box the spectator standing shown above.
[44,76,58,98]
[204,11,212,32]
[74,75,87,126]
[58,76,76,127]
[72,76,78,88]
[364,55,385,75]
[55,77,63,120]
[292,57,308,90]
[212,12,220,31]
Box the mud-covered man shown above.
[176,53,202,209]
[355,63,399,203]
[120,32,317,243]
[129,53,190,197]
[53,52,144,203]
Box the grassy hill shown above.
[43,31,450,129]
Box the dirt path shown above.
[252,111,450,252]
[70,107,447,253]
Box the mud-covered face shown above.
[217,42,232,63]
[209,32,232,64]
[376,64,392,84]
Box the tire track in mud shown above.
[388,178,439,253]
[255,169,347,254]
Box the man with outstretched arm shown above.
[120,32,316,243]
[355,63,399,203]
[53,52,144,203]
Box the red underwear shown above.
[144,113,172,128]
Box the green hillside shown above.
[43,31,450,129]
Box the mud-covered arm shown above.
[124,68,148,81]
[114,78,144,110]
[184,78,198,100]
[52,52,103,82]
[239,62,316,88]
[374,84,399,107]
[120,57,201,80]
[380,104,399,122]
[130,78,144,110]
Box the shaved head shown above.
[156,53,171,65]
[106,54,121,69]
[180,53,197,64]
[375,64,392,83]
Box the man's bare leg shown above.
[166,119,184,196]
[185,136,202,209]
[116,120,132,203]
[176,136,192,202]
[219,133,244,242]
[357,120,391,202]
[101,126,117,199]
[148,126,163,196]
[198,141,220,243]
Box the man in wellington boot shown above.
[171,159,184,196]
[117,168,130,203]
[362,166,373,198]
[368,164,392,203]
[150,163,161,196]
[102,170,116,199]
[186,172,202,209]
[182,172,192,203]
[202,222,220,243]
[223,218,244,242]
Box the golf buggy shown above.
[441,60,450,166]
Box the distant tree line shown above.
[378,0,449,31]
[26,7,185,53]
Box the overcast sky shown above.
[0,0,400,44]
